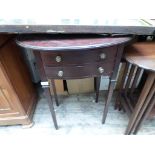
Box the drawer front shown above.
[41,46,117,66]
[44,62,114,79]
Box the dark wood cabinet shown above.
[0,35,37,126]
[16,35,132,129]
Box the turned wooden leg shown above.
[44,88,58,130]
[50,79,59,106]
[125,73,155,135]
[95,76,101,103]
[132,81,155,134]
[102,79,116,124]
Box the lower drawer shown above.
[44,62,114,79]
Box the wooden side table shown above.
[16,34,131,129]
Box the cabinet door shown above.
[0,63,21,116]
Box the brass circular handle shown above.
[58,70,63,77]
[98,67,104,74]
[55,56,62,62]
[100,53,106,59]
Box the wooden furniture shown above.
[16,34,132,129]
[116,42,155,134]
[0,19,155,35]
[0,35,37,126]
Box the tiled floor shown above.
[0,92,155,135]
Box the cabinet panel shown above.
[0,36,37,126]
[0,88,11,111]
[0,42,35,113]
[0,63,20,116]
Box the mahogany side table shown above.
[16,34,131,129]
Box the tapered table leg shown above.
[95,76,101,103]
[50,79,59,106]
[44,88,58,130]
[102,80,116,124]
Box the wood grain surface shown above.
[125,42,155,71]
[16,34,131,50]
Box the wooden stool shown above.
[116,42,155,134]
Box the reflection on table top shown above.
[125,42,155,72]
[16,34,132,50]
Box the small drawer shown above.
[41,46,117,66]
[44,61,114,79]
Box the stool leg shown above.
[50,80,59,106]
[44,88,58,130]
[124,65,136,96]
[129,68,143,96]
[95,76,101,103]
[125,73,155,135]
[122,64,136,111]
[115,62,130,110]
[133,95,155,134]
[132,82,155,134]
[102,79,115,124]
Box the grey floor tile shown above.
[0,92,155,135]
